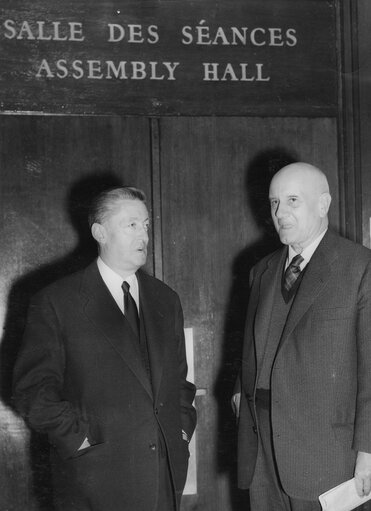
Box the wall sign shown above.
[0,0,338,116]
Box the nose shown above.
[273,201,286,219]
[137,224,149,243]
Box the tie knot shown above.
[122,281,130,295]
[290,254,304,270]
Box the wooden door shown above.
[159,117,339,511]
[0,114,339,511]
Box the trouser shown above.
[249,389,321,511]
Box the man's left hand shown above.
[355,451,371,497]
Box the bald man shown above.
[234,163,371,510]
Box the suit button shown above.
[149,443,156,451]
[154,408,158,415]
[252,426,257,434]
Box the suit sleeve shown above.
[175,295,197,440]
[232,264,256,399]
[353,259,371,453]
[12,290,89,459]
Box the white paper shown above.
[319,477,371,511]
[183,327,197,495]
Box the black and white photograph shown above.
[1,1,371,510]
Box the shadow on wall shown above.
[214,148,298,511]
[0,172,122,510]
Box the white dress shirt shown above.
[97,257,139,314]
[286,228,328,271]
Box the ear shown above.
[91,223,106,244]
[319,192,332,218]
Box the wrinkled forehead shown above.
[270,172,301,197]
[269,168,320,199]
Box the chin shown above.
[136,254,147,265]
[278,235,291,245]
[278,230,297,246]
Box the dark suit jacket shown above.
[13,262,196,511]
[237,230,371,499]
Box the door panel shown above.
[0,115,152,511]
[159,116,338,511]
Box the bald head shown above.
[269,162,332,252]
[272,162,330,195]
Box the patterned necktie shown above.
[122,281,140,338]
[282,254,304,301]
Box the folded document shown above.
[319,477,371,511]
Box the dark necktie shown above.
[282,254,304,302]
[122,281,140,338]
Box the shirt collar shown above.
[96,257,139,311]
[97,256,136,285]
[287,228,327,270]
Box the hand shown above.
[78,437,91,451]
[231,392,241,418]
[354,451,371,496]
[182,430,190,443]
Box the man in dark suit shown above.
[13,186,196,511]
[234,163,371,510]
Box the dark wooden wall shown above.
[159,116,339,510]
[357,0,371,248]
[0,115,153,510]
[0,114,339,511]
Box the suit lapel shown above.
[254,248,287,364]
[138,271,165,402]
[280,230,339,345]
[80,263,153,398]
